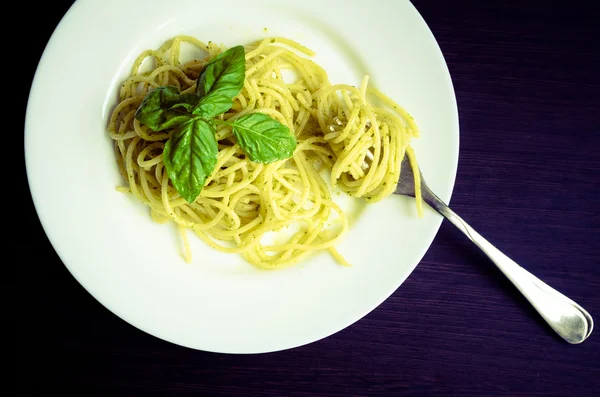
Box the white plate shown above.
[25,0,458,353]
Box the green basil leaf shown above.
[196,45,246,99]
[192,92,233,118]
[232,113,296,163]
[135,86,197,131]
[162,119,218,203]
[168,93,202,112]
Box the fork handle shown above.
[423,191,593,343]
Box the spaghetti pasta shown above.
[108,36,421,269]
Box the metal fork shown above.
[395,154,594,344]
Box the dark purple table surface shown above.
[19,1,599,396]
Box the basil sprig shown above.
[134,45,297,203]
